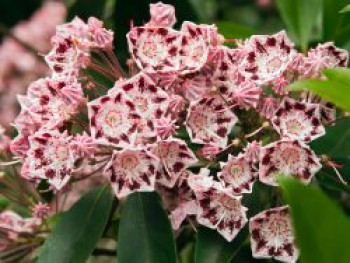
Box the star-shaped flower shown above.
[127,26,182,73]
[218,153,257,195]
[239,31,296,85]
[271,98,325,142]
[259,139,322,186]
[104,148,159,199]
[152,138,197,188]
[249,206,299,263]
[186,95,238,149]
[26,130,73,190]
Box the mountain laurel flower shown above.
[271,98,325,142]
[104,148,159,199]
[186,95,238,149]
[26,130,73,190]
[152,139,197,188]
[259,139,322,186]
[147,2,177,28]
[218,153,257,195]
[239,31,296,85]
[249,206,299,263]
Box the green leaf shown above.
[340,4,350,13]
[38,186,114,263]
[194,227,247,263]
[118,192,176,263]
[323,0,350,45]
[287,68,350,112]
[216,21,255,40]
[276,0,321,50]
[279,178,350,263]
[311,118,350,158]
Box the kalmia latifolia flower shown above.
[218,153,257,194]
[302,42,348,78]
[249,206,299,263]
[188,173,248,241]
[239,31,296,84]
[5,2,349,260]
[25,130,73,190]
[147,2,177,28]
[259,140,322,186]
[105,148,159,199]
[127,26,182,73]
[152,139,197,188]
[271,98,325,142]
[186,95,238,149]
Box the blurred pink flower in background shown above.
[0,1,66,128]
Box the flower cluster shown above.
[4,2,349,262]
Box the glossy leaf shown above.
[194,227,248,263]
[311,118,350,158]
[118,192,177,263]
[276,0,321,49]
[323,0,350,43]
[38,186,114,263]
[279,178,350,263]
[340,4,350,13]
[216,21,255,40]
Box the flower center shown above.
[266,56,282,73]
[105,110,122,128]
[285,119,304,135]
[280,147,300,165]
[134,97,148,112]
[230,164,243,179]
[267,215,290,238]
[120,153,138,170]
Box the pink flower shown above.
[179,22,217,73]
[104,148,159,199]
[152,139,197,188]
[26,130,73,190]
[218,153,257,195]
[302,42,348,78]
[147,2,177,28]
[188,172,248,242]
[127,26,182,73]
[271,98,325,142]
[259,139,322,186]
[32,202,50,220]
[87,17,114,48]
[10,135,30,157]
[249,206,299,263]
[70,132,98,160]
[239,31,296,85]
[155,117,178,139]
[88,90,140,147]
[186,95,238,148]
[257,97,279,119]
[0,210,39,237]
[242,140,261,163]
[231,80,261,109]
[198,144,221,160]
